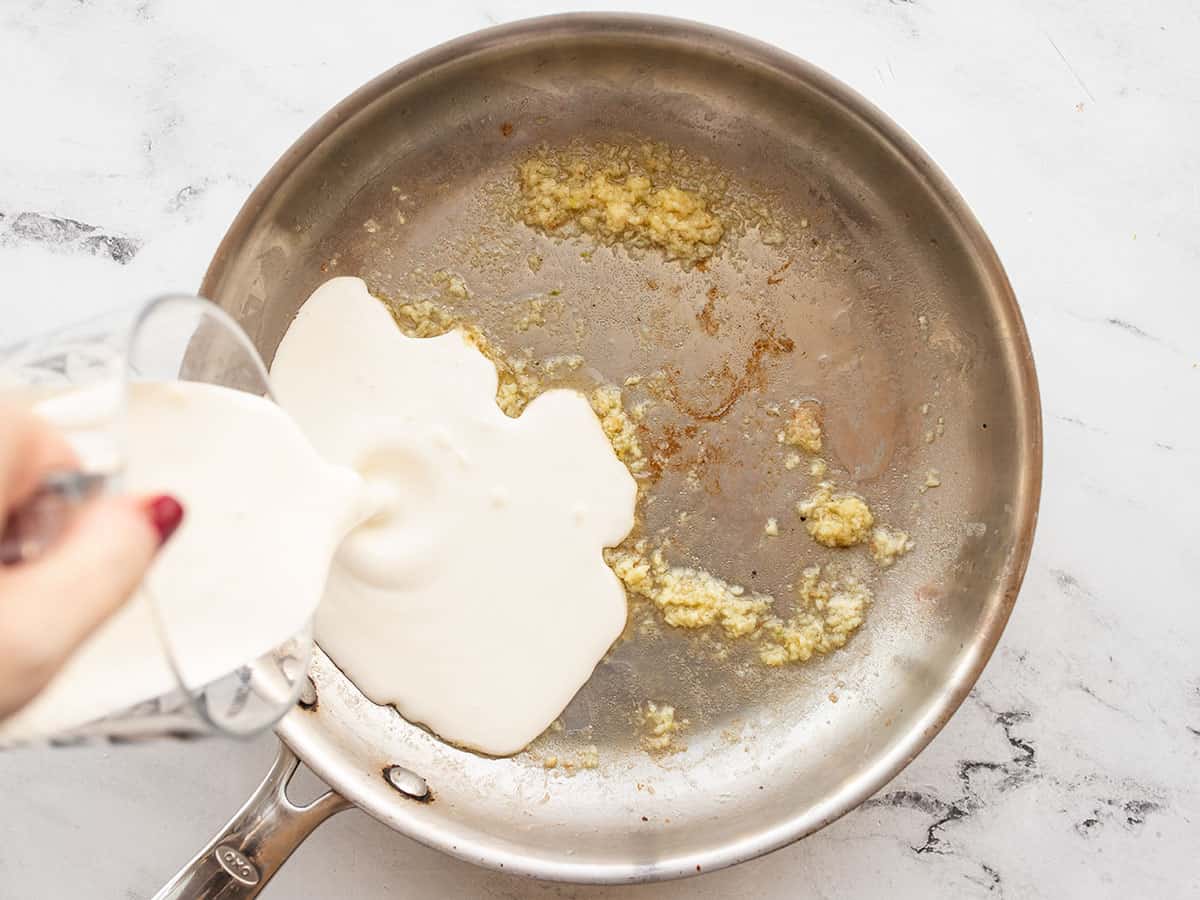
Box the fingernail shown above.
[144,494,184,545]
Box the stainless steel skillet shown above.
[156,13,1041,896]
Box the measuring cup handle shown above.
[152,740,350,899]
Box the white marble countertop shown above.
[2,1,1197,897]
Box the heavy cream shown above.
[0,381,366,741]
[271,277,636,757]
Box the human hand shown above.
[0,401,183,720]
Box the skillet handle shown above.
[152,740,351,899]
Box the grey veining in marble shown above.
[2,211,140,264]
[1,0,1197,897]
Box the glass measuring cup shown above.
[0,295,313,744]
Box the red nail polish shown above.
[145,495,184,545]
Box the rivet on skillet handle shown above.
[152,741,350,899]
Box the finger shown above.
[0,400,79,519]
[0,494,182,707]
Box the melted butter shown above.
[271,277,637,757]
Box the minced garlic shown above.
[493,354,542,418]
[545,745,600,772]
[605,544,769,637]
[779,401,823,453]
[517,149,725,264]
[462,329,544,418]
[759,566,872,666]
[590,386,646,474]
[606,543,873,668]
[570,745,600,770]
[431,269,470,300]
[630,400,653,422]
[920,469,942,493]
[541,354,585,377]
[513,295,564,332]
[784,452,803,470]
[640,701,688,754]
[797,482,874,547]
[764,518,779,537]
[870,526,913,567]
[390,300,457,338]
